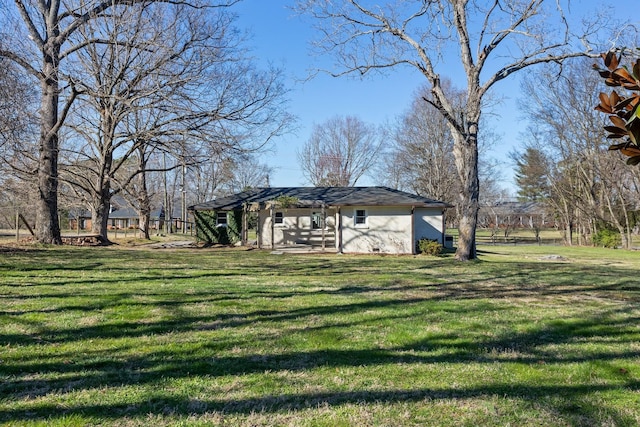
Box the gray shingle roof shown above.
[189,187,453,211]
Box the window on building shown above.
[355,209,367,226]
[274,212,284,225]
[311,212,322,229]
[216,211,228,227]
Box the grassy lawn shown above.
[0,244,639,426]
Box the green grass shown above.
[0,244,639,426]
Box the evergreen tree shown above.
[513,147,550,202]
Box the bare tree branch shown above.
[296,0,615,260]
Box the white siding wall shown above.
[414,208,445,244]
[257,205,445,253]
[259,208,336,248]
[340,206,412,254]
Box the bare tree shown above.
[190,149,236,203]
[380,84,459,202]
[59,3,229,241]
[58,2,292,241]
[521,57,639,248]
[0,58,35,153]
[296,0,608,260]
[0,56,40,231]
[379,82,503,228]
[0,0,239,244]
[225,155,274,193]
[298,115,384,186]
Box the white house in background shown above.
[189,187,453,254]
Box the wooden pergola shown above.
[242,199,332,251]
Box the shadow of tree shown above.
[0,249,639,424]
[1,303,638,423]
[1,374,638,425]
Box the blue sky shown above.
[234,0,632,193]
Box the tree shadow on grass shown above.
[1,305,639,425]
[1,252,639,424]
[1,377,638,425]
[4,303,638,378]
[1,258,638,348]
[0,294,456,346]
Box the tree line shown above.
[1,0,638,258]
[294,0,629,260]
[0,0,292,242]
[512,53,640,249]
[296,53,640,252]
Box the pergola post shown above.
[256,203,262,249]
[242,203,248,246]
[336,207,342,253]
[321,202,326,251]
[270,202,275,249]
[411,206,416,255]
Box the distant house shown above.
[189,187,453,254]
[478,201,550,230]
[106,205,163,230]
[68,198,184,231]
[68,208,92,231]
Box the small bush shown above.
[592,228,621,248]
[416,238,443,255]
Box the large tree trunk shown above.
[451,121,479,261]
[35,47,62,244]
[91,189,111,243]
[565,222,573,246]
[138,205,151,240]
[137,180,151,240]
[135,145,152,239]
